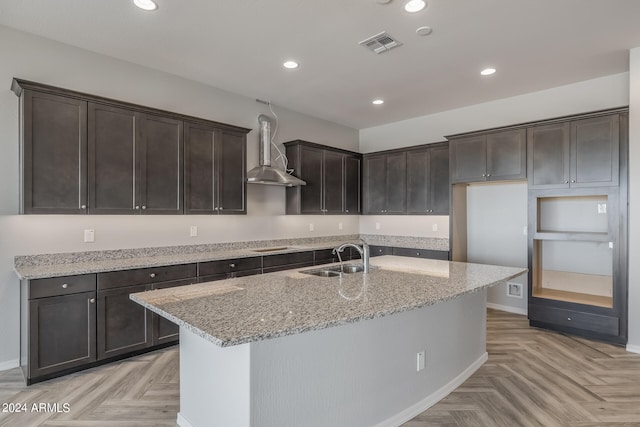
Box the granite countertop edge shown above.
[14,234,450,280]
[130,261,527,347]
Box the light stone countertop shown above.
[130,256,527,347]
[14,235,449,280]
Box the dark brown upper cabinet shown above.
[450,128,526,183]
[19,89,88,214]
[88,104,183,214]
[406,143,450,215]
[284,140,361,215]
[528,114,620,189]
[13,78,250,215]
[363,151,406,214]
[184,122,247,214]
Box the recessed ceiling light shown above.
[480,68,497,76]
[133,0,158,11]
[372,99,384,105]
[283,60,299,69]
[404,0,426,13]
[416,26,432,36]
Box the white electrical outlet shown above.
[84,229,95,243]
[190,225,198,237]
[432,223,438,232]
[338,222,343,230]
[309,223,314,232]
[506,282,523,299]
[417,351,425,372]
[375,222,381,230]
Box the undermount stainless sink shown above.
[300,264,365,277]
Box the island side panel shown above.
[178,330,251,427]
[250,289,487,427]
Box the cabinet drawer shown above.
[199,257,262,276]
[392,247,449,260]
[29,274,96,299]
[98,264,197,290]
[262,251,314,268]
[528,304,619,336]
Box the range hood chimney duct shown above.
[246,114,306,187]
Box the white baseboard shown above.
[626,344,640,354]
[177,413,194,427]
[486,302,527,316]
[0,359,19,372]
[374,352,489,427]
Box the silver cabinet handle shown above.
[220,207,224,211]
[62,283,68,289]
[229,263,236,268]
[142,205,146,210]
[487,174,491,177]
[135,205,140,209]
[89,298,96,304]
[416,252,421,256]
[567,317,571,321]
[81,205,87,209]
[571,180,576,183]
[482,173,486,177]
[564,180,569,184]
[150,273,156,278]
[214,207,219,211]
[345,209,349,213]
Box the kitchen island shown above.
[131,256,526,427]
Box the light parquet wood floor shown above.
[0,309,639,426]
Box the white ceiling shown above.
[1,0,640,129]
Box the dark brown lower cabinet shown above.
[152,278,200,345]
[97,284,153,360]
[27,291,97,379]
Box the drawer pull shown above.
[229,263,236,268]
[416,252,420,256]
[567,317,572,321]
[62,283,69,289]
[150,273,156,278]
[89,298,96,304]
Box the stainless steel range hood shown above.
[247,114,306,187]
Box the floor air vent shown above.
[359,31,402,54]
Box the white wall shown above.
[0,26,359,368]
[360,73,629,153]
[466,183,528,314]
[628,48,640,353]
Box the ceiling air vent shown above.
[359,31,402,54]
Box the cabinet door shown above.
[363,155,387,214]
[152,278,197,345]
[138,114,183,214]
[299,145,324,214]
[450,136,486,183]
[571,115,619,187]
[323,151,344,214]
[344,155,361,214]
[406,149,429,214]
[22,90,88,214]
[184,122,216,214]
[217,131,247,213]
[486,129,526,181]
[527,122,570,189]
[88,103,140,214]
[29,292,96,378]
[97,284,152,360]
[385,152,406,214]
[429,145,450,214]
